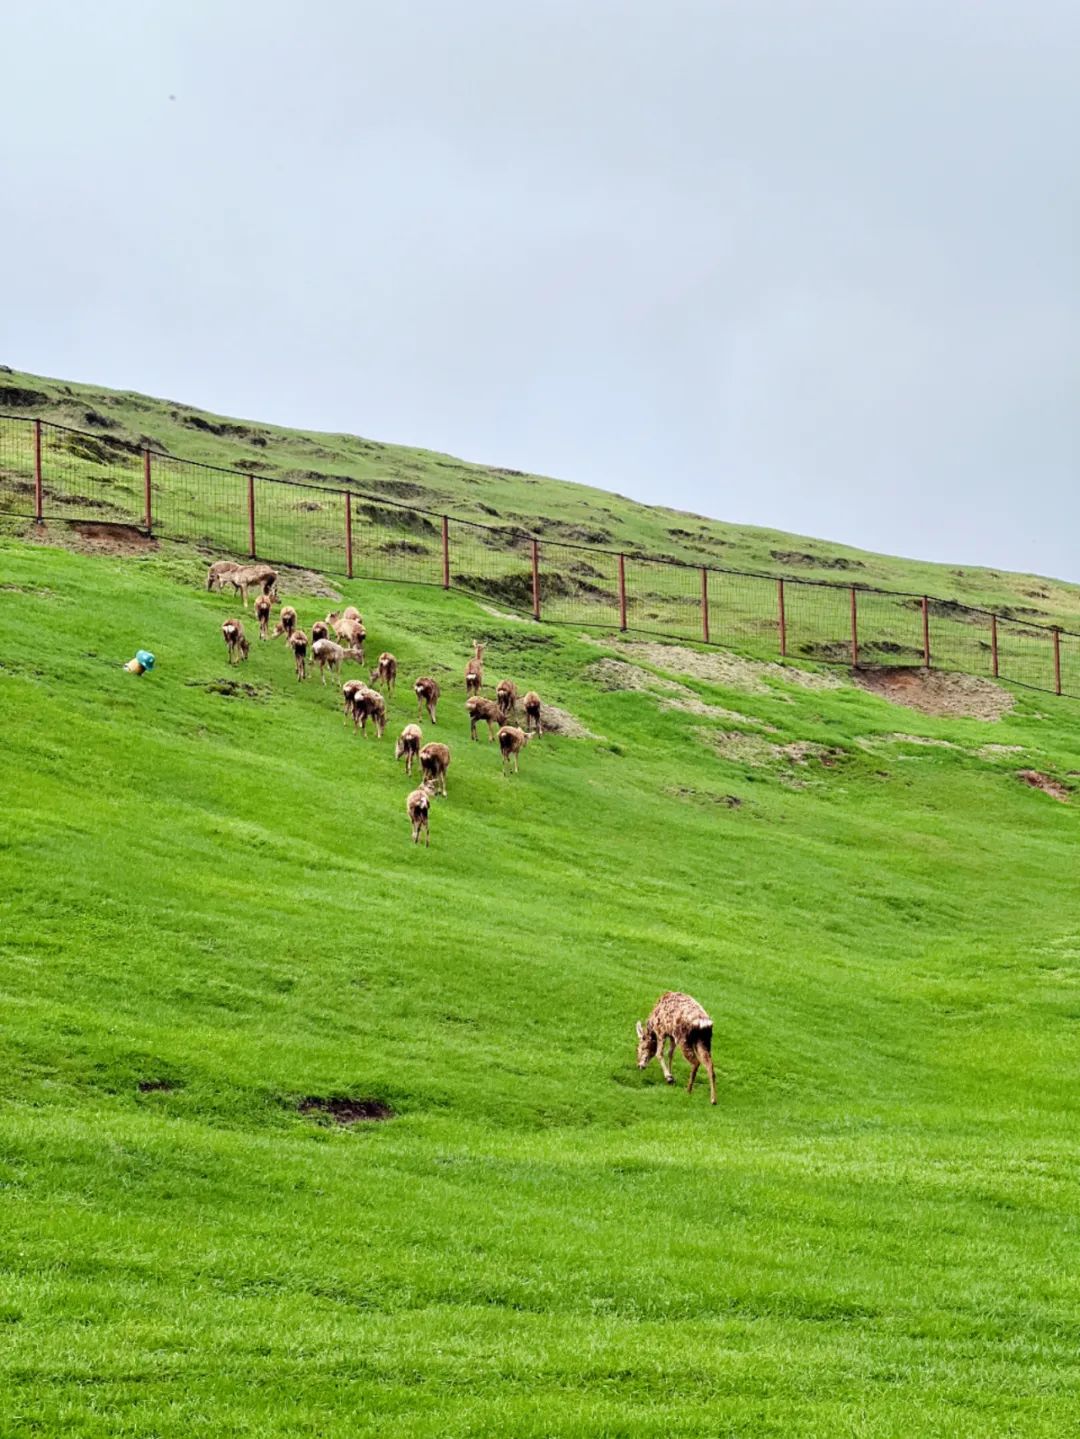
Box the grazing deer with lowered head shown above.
[414,676,440,724]
[395,723,423,775]
[497,725,532,774]
[419,742,450,796]
[635,991,717,1105]
[227,564,277,607]
[406,782,436,846]
[466,695,504,742]
[370,652,397,695]
[348,685,386,738]
[465,641,486,697]
[221,618,249,664]
[207,560,240,592]
[312,637,362,686]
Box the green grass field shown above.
[3,528,1080,1435]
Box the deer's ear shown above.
[635,1021,645,1039]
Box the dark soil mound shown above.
[299,1096,394,1124]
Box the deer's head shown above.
[635,1020,658,1070]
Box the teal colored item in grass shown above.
[123,650,156,675]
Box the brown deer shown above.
[414,676,440,724]
[495,679,518,718]
[311,619,329,646]
[466,696,505,742]
[348,686,386,738]
[419,742,450,795]
[370,652,397,695]
[206,560,240,592]
[254,593,273,640]
[406,782,435,847]
[395,723,423,775]
[497,725,532,774]
[326,611,366,657]
[465,641,486,697]
[288,630,308,681]
[227,564,278,607]
[522,691,543,735]
[342,679,367,727]
[312,637,361,686]
[221,618,249,664]
[635,992,717,1105]
[273,606,297,640]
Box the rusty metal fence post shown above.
[618,553,627,630]
[777,578,786,657]
[33,419,43,523]
[143,448,153,533]
[850,586,859,668]
[441,516,450,589]
[246,475,256,558]
[922,595,930,667]
[531,538,541,621]
[701,567,710,643]
[345,492,354,579]
[1054,627,1062,695]
[991,613,999,678]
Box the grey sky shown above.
[4,2,1079,577]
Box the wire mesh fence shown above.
[0,412,1075,702]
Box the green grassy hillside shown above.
[4,366,1080,631]
[3,530,1080,1435]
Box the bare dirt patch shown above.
[666,786,744,808]
[595,639,843,694]
[702,731,846,769]
[189,678,272,701]
[978,744,1025,759]
[538,703,598,739]
[1016,770,1071,803]
[25,520,158,556]
[137,1078,179,1093]
[299,1096,394,1125]
[853,666,1014,721]
[479,603,530,624]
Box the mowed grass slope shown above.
[2,534,1080,1435]
[5,365,1080,628]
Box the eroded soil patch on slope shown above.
[853,667,1014,721]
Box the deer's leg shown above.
[657,1036,674,1085]
[702,1047,717,1105]
[687,1060,699,1094]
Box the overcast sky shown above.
[3,2,1078,577]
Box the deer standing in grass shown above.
[395,724,423,775]
[495,679,518,718]
[370,652,397,695]
[207,560,240,592]
[311,619,329,646]
[523,691,543,735]
[312,638,361,686]
[414,676,440,724]
[227,564,278,607]
[497,725,531,774]
[221,619,249,664]
[406,782,435,846]
[466,696,505,742]
[465,641,486,697]
[254,593,273,640]
[635,992,717,1105]
[288,630,308,681]
[419,742,450,796]
[347,686,386,738]
[273,606,297,640]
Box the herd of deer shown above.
[208,560,544,848]
[208,559,719,1103]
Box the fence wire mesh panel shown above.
[783,579,856,666]
[851,589,926,667]
[150,453,248,557]
[1060,631,1080,699]
[624,555,703,639]
[5,408,1080,704]
[708,569,784,659]
[447,516,532,608]
[352,493,443,587]
[996,618,1057,693]
[39,421,142,525]
[538,542,621,629]
[0,417,33,516]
